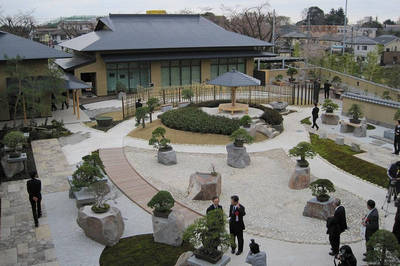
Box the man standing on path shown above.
[362,199,379,261]
[327,198,347,256]
[324,80,331,99]
[27,171,42,227]
[229,195,246,256]
[394,120,400,155]
[311,103,319,130]
[206,196,222,214]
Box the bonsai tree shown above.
[289,141,316,167]
[116,81,127,93]
[72,162,102,190]
[260,109,283,126]
[82,151,105,171]
[230,128,254,147]
[239,115,252,128]
[147,190,175,218]
[275,74,284,82]
[309,179,335,202]
[182,88,194,103]
[148,127,171,151]
[3,131,26,157]
[348,104,363,123]
[286,67,298,82]
[210,164,218,177]
[366,230,400,266]
[394,109,400,121]
[331,76,342,88]
[135,106,149,128]
[146,97,159,123]
[90,182,111,213]
[183,209,232,263]
[322,99,339,113]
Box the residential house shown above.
[345,36,378,59]
[374,35,400,65]
[56,14,274,96]
[0,31,71,120]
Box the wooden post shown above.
[72,90,76,115]
[76,90,80,119]
[22,95,27,125]
[231,87,236,106]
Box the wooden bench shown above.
[218,103,249,115]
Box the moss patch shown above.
[367,124,376,130]
[128,120,268,145]
[310,133,388,187]
[301,117,312,125]
[99,234,193,266]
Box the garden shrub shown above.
[260,108,283,125]
[160,107,241,135]
[147,190,175,215]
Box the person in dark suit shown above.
[27,171,42,227]
[135,98,142,109]
[327,198,348,256]
[311,103,320,130]
[392,198,400,244]
[394,120,400,155]
[387,161,400,202]
[362,199,379,260]
[229,195,246,255]
[324,80,331,99]
[206,196,222,214]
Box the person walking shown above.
[324,80,331,99]
[229,195,246,255]
[27,171,42,227]
[392,199,400,244]
[327,198,348,256]
[394,120,400,155]
[206,196,222,213]
[362,199,379,261]
[245,239,267,266]
[311,103,319,130]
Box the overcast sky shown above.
[0,0,398,24]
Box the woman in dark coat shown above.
[393,199,400,243]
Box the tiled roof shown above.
[374,35,400,45]
[342,92,400,108]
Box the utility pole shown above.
[272,9,276,54]
[343,0,348,55]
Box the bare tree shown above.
[0,11,36,38]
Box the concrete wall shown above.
[0,59,49,121]
[342,97,398,128]
[384,39,400,52]
[74,52,107,96]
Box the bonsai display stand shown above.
[321,113,340,125]
[303,197,335,220]
[340,120,366,137]
[1,153,27,178]
[218,103,248,115]
[187,172,221,200]
[187,254,231,266]
[67,175,108,208]
[288,165,310,190]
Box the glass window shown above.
[181,66,191,85]
[107,70,117,92]
[118,69,129,89]
[238,63,245,73]
[211,64,218,80]
[129,69,140,92]
[160,60,202,86]
[106,63,117,70]
[161,66,170,87]
[170,65,180,86]
[191,65,201,84]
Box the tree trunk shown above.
[142,118,145,128]
[13,79,22,128]
[149,112,153,123]
[22,95,27,125]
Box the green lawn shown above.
[300,116,311,125]
[99,234,193,266]
[310,133,388,188]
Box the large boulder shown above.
[241,125,257,138]
[158,149,177,165]
[175,251,194,266]
[303,197,335,220]
[270,101,288,112]
[77,205,124,246]
[226,143,250,168]
[1,155,25,179]
[187,172,221,200]
[256,124,279,138]
[353,124,367,137]
[288,165,310,190]
[152,210,185,246]
[321,113,340,125]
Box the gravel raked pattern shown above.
[124,146,366,244]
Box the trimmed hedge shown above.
[310,133,388,187]
[260,108,283,125]
[160,107,241,135]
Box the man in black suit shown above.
[229,195,246,255]
[394,120,400,155]
[27,171,42,227]
[311,103,320,130]
[206,196,222,214]
[324,80,331,99]
[327,198,347,256]
[135,98,142,109]
[362,199,379,260]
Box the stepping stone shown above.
[335,136,344,145]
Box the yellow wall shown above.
[384,39,400,52]
[150,62,161,87]
[342,97,398,128]
[74,52,107,96]
[0,59,49,121]
[201,60,211,82]
[246,58,254,76]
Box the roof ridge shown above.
[109,13,200,17]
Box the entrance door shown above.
[80,72,97,95]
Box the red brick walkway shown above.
[99,148,202,226]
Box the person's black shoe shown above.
[363,252,367,256]
[35,223,39,227]
[235,251,242,256]
[231,249,235,254]
[38,214,42,218]
[329,251,338,256]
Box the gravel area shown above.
[125,147,366,244]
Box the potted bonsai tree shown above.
[348,103,363,124]
[309,179,335,202]
[146,97,159,123]
[183,209,232,264]
[180,88,194,107]
[365,229,400,265]
[260,109,284,132]
[289,141,316,168]
[90,181,111,213]
[273,74,284,86]
[287,67,298,83]
[116,81,127,100]
[71,162,102,191]
[3,131,26,158]
[230,128,254,147]
[147,190,175,218]
[321,99,340,125]
[239,115,256,137]
[149,127,177,165]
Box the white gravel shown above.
[124,147,365,244]
[201,107,264,119]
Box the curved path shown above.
[99,147,202,226]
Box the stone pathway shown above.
[99,148,202,227]
[0,139,73,266]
